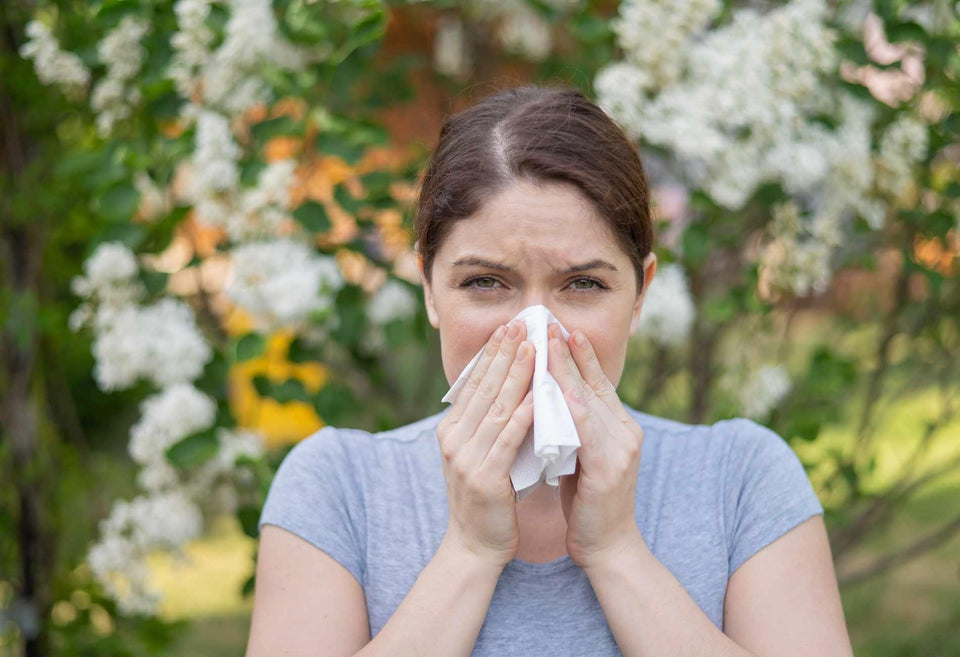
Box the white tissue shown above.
[440,304,580,501]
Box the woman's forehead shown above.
[438,222,626,275]
[440,181,621,258]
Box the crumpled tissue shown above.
[441,304,580,500]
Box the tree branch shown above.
[838,511,960,588]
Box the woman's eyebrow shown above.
[451,256,618,273]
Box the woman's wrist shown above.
[576,526,649,575]
[439,532,514,574]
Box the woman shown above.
[246,86,854,657]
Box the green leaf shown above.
[141,205,191,254]
[333,284,367,348]
[240,160,268,187]
[292,201,331,233]
[319,133,366,164]
[140,269,168,295]
[702,295,735,323]
[571,12,612,43]
[235,333,267,361]
[100,182,140,222]
[836,36,869,66]
[54,150,107,180]
[166,428,219,469]
[251,116,302,142]
[334,183,363,214]
[288,336,324,363]
[100,223,148,250]
[252,376,310,403]
[360,170,392,201]
[313,380,354,425]
[272,378,311,403]
[682,222,710,267]
[252,374,272,397]
[241,573,256,598]
[885,21,927,44]
[237,506,261,538]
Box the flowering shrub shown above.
[14,0,960,639]
[17,0,424,617]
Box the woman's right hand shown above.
[436,318,535,569]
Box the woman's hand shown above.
[546,323,645,571]
[436,319,536,570]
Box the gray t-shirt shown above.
[257,402,823,654]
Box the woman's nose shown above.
[519,291,554,313]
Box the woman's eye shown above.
[461,276,607,292]
[464,276,499,289]
[571,278,600,290]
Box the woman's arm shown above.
[582,517,854,657]
[355,535,504,657]
[247,527,504,657]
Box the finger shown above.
[444,322,509,425]
[547,331,624,456]
[454,320,528,449]
[550,323,631,423]
[478,386,535,481]
[460,339,535,467]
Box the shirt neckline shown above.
[504,553,577,574]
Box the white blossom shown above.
[91,299,213,391]
[185,428,265,510]
[877,116,929,197]
[90,16,150,136]
[69,242,145,326]
[598,0,843,211]
[612,0,721,88]
[593,62,651,141]
[128,384,217,467]
[434,15,472,78]
[740,364,792,419]
[19,21,90,96]
[225,239,344,328]
[137,459,181,493]
[168,0,217,99]
[467,0,564,62]
[87,490,204,615]
[497,6,553,61]
[198,0,308,116]
[367,278,417,325]
[634,263,695,346]
[760,201,839,297]
[190,110,242,197]
[221,160,297,241]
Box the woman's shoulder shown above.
[624,402,790,447]
[622,404,805,481]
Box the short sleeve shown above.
[722,418,824,576]
[258,426,367,588]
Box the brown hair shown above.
[414,84,654,293]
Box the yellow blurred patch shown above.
[224,308,326,449]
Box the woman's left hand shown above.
[547,323,645,570]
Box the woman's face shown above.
[418,178,657,390]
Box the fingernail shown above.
[493,325,507,341]
[506,321,521,340]
[573,331,586,347]
[516,342,529,361]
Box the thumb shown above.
[560,457,580,523]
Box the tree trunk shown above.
[1,7,54,654]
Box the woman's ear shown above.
[417,251,440,329]
[629,251,657,336]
